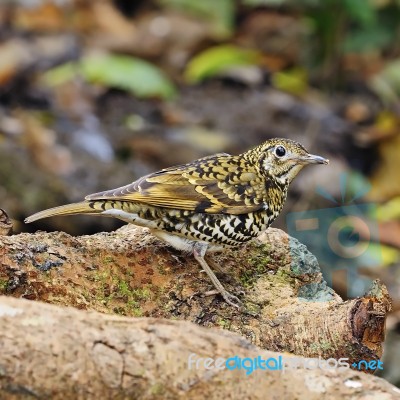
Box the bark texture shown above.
[0,295,399,400]
[0,225,391,367]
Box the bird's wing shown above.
[85,153,266,214]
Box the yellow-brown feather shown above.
[84,155,267,214]
[24,202,100,223]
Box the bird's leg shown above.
[193,242,242,309]
[204,256,225,273]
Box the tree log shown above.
[0,225,391,368]
[0,296,399,400]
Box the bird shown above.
[25,138,328,308]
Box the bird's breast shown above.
[150,208,277,247]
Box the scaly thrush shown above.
[25,138,328,308]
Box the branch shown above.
[0,225,391,366]
[0,296,398,399]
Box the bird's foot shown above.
[203,289,243,309]
[220,289,243,309]
[205,289,242,309]
[221,290,243,310]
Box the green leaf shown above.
[342,0,376,26]
[41,62,78,86]
[376,197,400,222]
[185,45,261,84]
[271,68,308,96]
[242,0,287,5]
[343,25,393,53]
[367,243,399,267]
[158,0,234,38]
[42,54,176,100]
[242,0,321,6]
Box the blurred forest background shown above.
[1,0,400,385]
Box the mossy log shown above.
[0,225,391,367]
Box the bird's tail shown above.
[25,202,100,223]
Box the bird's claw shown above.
[202,289,243,309]
[220,290,243,309]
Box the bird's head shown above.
[244,138,329,185]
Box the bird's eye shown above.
[275,145,286,157]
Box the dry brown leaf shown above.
[13,1,66,32]
[16,111,74,176]
[88,2,137,50]
[0,40,33,85]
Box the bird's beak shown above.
[298,154,329,165]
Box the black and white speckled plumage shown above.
[25,138,328,307]
[85,197,282,248]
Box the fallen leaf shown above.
[42,53,176,100]
[184,45,261,84]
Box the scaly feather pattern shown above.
[85,154,272,215]
[25,138,328,308]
